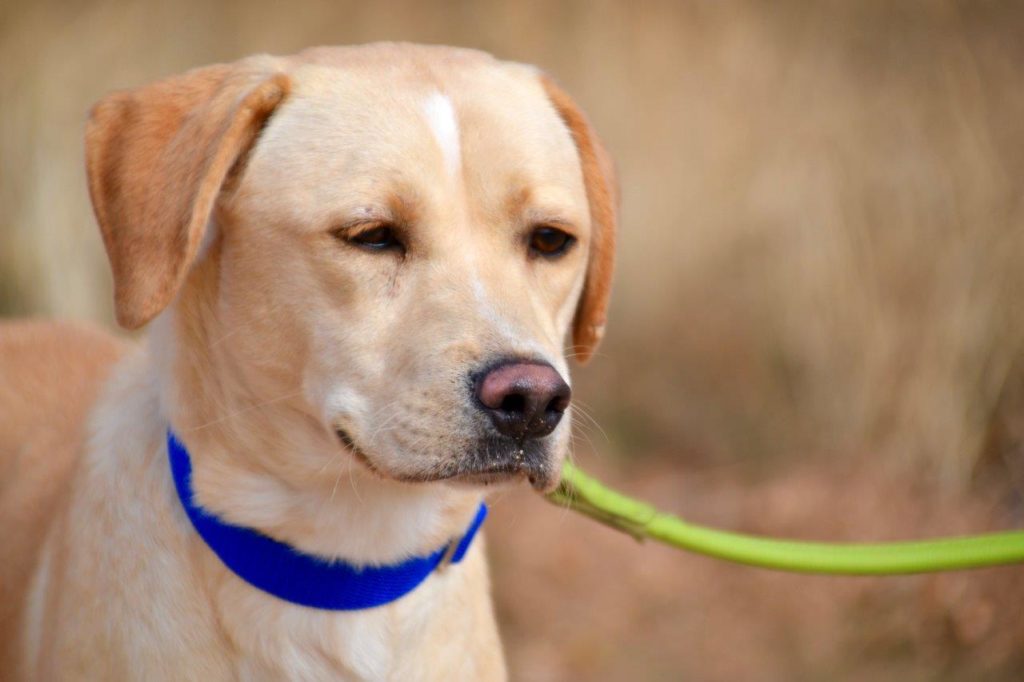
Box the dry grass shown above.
[3,0,1024,678]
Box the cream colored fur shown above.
[0,43,617,681]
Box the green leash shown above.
[545,463,1024,575]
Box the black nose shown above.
[475,361,571,439]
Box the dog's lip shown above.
[445,468,527,488]
[334,427,557,491]
[334,427,380,474]
[441,462,556,491]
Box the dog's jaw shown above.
[156,277,487,567]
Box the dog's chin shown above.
[436,463,559,492]
[334,428,561,492]
[444,469,530,490]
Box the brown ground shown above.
[488,454,1024,681]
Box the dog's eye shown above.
[528,226,576,258]
[344,224,405,254]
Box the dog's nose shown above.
[475,362,571,439]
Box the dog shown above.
[0,43,616,680]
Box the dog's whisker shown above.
[207,327,242,350]
[185,389,306,432]
[568,418,603,463]
[313,449,342,477]
[366,409,403,447]
[345,457,362,503]
[570,402,611,447]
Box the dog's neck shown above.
[150,267,482,566]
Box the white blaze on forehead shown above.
[422,92,461,176]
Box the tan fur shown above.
[0,320,128,675]
[1,43,616,680]
[86,59,291,329]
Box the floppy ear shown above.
[539,75,619,364]
[85,60,291,329]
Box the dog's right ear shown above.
[85,60,290,329]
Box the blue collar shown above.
[166,431,488,611]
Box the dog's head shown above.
[85,44,616,493]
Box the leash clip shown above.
[435,538,461,574]
[434,503,488,574]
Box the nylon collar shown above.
[167,431,487,610]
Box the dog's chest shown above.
[214,568,454,682]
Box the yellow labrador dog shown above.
[0,43,616,680]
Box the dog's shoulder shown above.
[0,319,130,674]
[0,319,129,453]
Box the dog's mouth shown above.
[446,468,526,487]
[434,457,557,492]
[334,428,558,491]
[335,427,379,473]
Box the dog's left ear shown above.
[85,58,291,329]
[539,75,619,364]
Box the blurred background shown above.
[3,0,1024,679]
